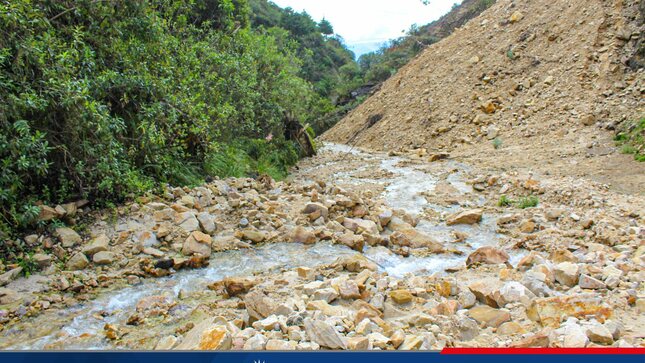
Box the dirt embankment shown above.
[323,0,645,194]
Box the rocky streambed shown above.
[0,143,643,350]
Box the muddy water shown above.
[3,143,519,350]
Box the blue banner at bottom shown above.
[0,351,643,363]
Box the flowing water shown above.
[2,143,521,350]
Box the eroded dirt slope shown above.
[323,0,644,194]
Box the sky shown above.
[271,0,461,57]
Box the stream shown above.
[1,143,522,350]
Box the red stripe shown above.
[441,348,645,355]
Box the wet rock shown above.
[243,334,267,350]
[578,274,606,290]
[390,289,413,304]
[182,231,212,257]
[389,229,443,252]
[66,252,89,271]
[446,209,482,225]
[245,290,277,321]
[304,318,347,349]
[527,294,612,327]
[466,246,510,267]
[55,227,81,248]
[554,262,580,287]
[93,251,116,265]
[197,212,217,234]
[0,267,23,287]
[291,226,317,244]
[82,234,109,256]
[468,305,511,328]
[224,278,255,297]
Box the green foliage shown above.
[16,253,39,277]
[497,195,539,209]
[205,139,300,181]
[493,138,503,149]
[497,195,512,207]
[615,118,645,162]
[0,0,325,236]
[516,196,540,209]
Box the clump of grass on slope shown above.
[615,118,645,162]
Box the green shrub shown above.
[615,118,644,162]
[497,195,512,207]
[516,196,539,209]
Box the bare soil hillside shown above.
[323,0,645,194]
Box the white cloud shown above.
[270,0,460,56]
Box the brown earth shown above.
[323,0,645,195]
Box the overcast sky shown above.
[271,0,461,57]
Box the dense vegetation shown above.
[0,0,341,237]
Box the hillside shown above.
[323,0,645,194]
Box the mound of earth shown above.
[323,0,644,194]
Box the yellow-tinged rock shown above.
[390,289,413,304]
[527,294,612,327]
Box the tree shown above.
[318,18,334,35]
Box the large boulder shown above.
[82,234,109,256]
[174,320,231,350]
[304,318,347,349]
[446,209,483,225]
[389,229,443,252]
[466,246,510,267]
[182,231,212,257]
[66,252,89,270]
[244,290,277,321]
[527,294,612,327]
[55,227,82,248]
